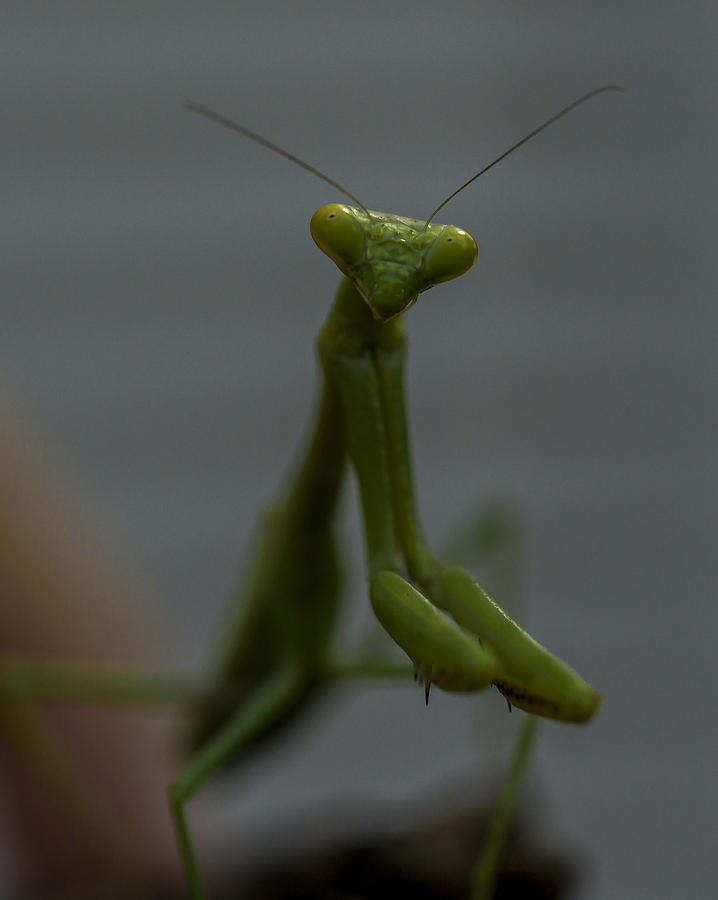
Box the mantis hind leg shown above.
[0,660,217,896]
[471,714,540,900]
[168,667,301,900]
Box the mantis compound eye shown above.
[423,226,478,286]
[310,203,366,269]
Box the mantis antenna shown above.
[423,84,625,227]
[184,100,372,219]
[186,87,624,229]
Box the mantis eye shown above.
[310,203,366,268]
[423,226,478,285]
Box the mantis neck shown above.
[321,276,407,355]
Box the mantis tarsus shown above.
[1,85,621,899]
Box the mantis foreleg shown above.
[320,274,598,894]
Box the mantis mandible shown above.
[1,85,621,899]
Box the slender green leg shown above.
[0,658,225,895]
[373,342,519,613]
[375,342,523,621]
[325,655,413,681]
[321,349,400,578]
[188,367,346,753]
[168,667,300,900]
[471,715,539,900]
[0,656,221,705]
[321,286,495,674]
[373,342,439,588]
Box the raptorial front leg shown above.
[373,342,523,611]
[372,342,440,589]
[438,567,601,723]
[320,345,400,579]
[320,333,497,694]
[320,279,598,900]
[371,338,600,718]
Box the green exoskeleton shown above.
[1,86,621,900]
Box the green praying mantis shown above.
[1,85,621,899]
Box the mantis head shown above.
[185,86,623,322]
[310,203,477,320]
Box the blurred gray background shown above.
[1,1,716,897]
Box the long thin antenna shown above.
[424,85,625,227]
[184,100,371,218]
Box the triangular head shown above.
[310,203,477,321]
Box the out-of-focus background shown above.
[1,2,715,898]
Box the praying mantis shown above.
[1,85,621,899]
